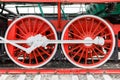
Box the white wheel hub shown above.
[84,37,93,46]
[84,37,105,46]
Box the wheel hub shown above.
[84,37,93,46]
[5,15,58,68]
[26,34,48,53]
[61,15,115,68]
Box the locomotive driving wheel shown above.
[61,15,115,68]
[5,15,57,68]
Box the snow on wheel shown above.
[5,15,57,68]
[61,15,115,68]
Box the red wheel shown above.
[5,15,57,68]
[61,15,115,68]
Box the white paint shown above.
[17,75,26,80]
[5,15,58,68]
[118,52,120,59]
[33,75,41,80]
[103,75,112,80]
[61,15,115,68]
[86,74,96,80]
[47,37,104,45]
[0,75,9,80]
[1,34,104,54]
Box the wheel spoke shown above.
[69,31,82,39]
[5,15,57,68]
[40,48,50,56]
[89,48,94,64]
[62,15,115,68]
[29,54,32,64]
[89,18,94,35]
[94,26,107,37]
[33,51,38,64]
[105,40,112,43]
[16,52,23,58]
[94,45,105,55]
[21,20,28,33]
[28,18,31,32]
[16,33,25,39]
[16,25,26,36]
[101,33,111,37]
[78,49,85,63]
[33,19,38,33]
[46,33,54,37]
[91,48,101,60]
[22,52,27,63]
[69,45,81,53]
[102,45,110,50]
[85,48,88,64]
[35,22,44,34]
[71,24,84,38]
[85,18,88,35]
[40,26,50,34]
[91,21,101,36]
[14,48,20,52]
[72,45,84,59]
[77,20,86,35]
[36,49,45,61]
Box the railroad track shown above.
[0,60,119,80]
[0,73,120,80]
[0,68,119,80]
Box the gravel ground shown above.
[0,74,119,80]
[0,59,119,80]
[0,60,120,69]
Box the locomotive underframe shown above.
[0,2,119,68]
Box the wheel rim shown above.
[5,15,57,68]
[61,15,115,68]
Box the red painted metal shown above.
[62,15,115,68]
[110,24,120,47]
[8,20,69,32]
[8,20,119,35]
[1,0,120,73]
[0,68,120,74]
[6,15,57,68]
[1,0,120,3]
[111,24,120,35]
[106,20,120,47]
[57,2,61,32]
[8,19,120,48]
[50,20,68,32]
